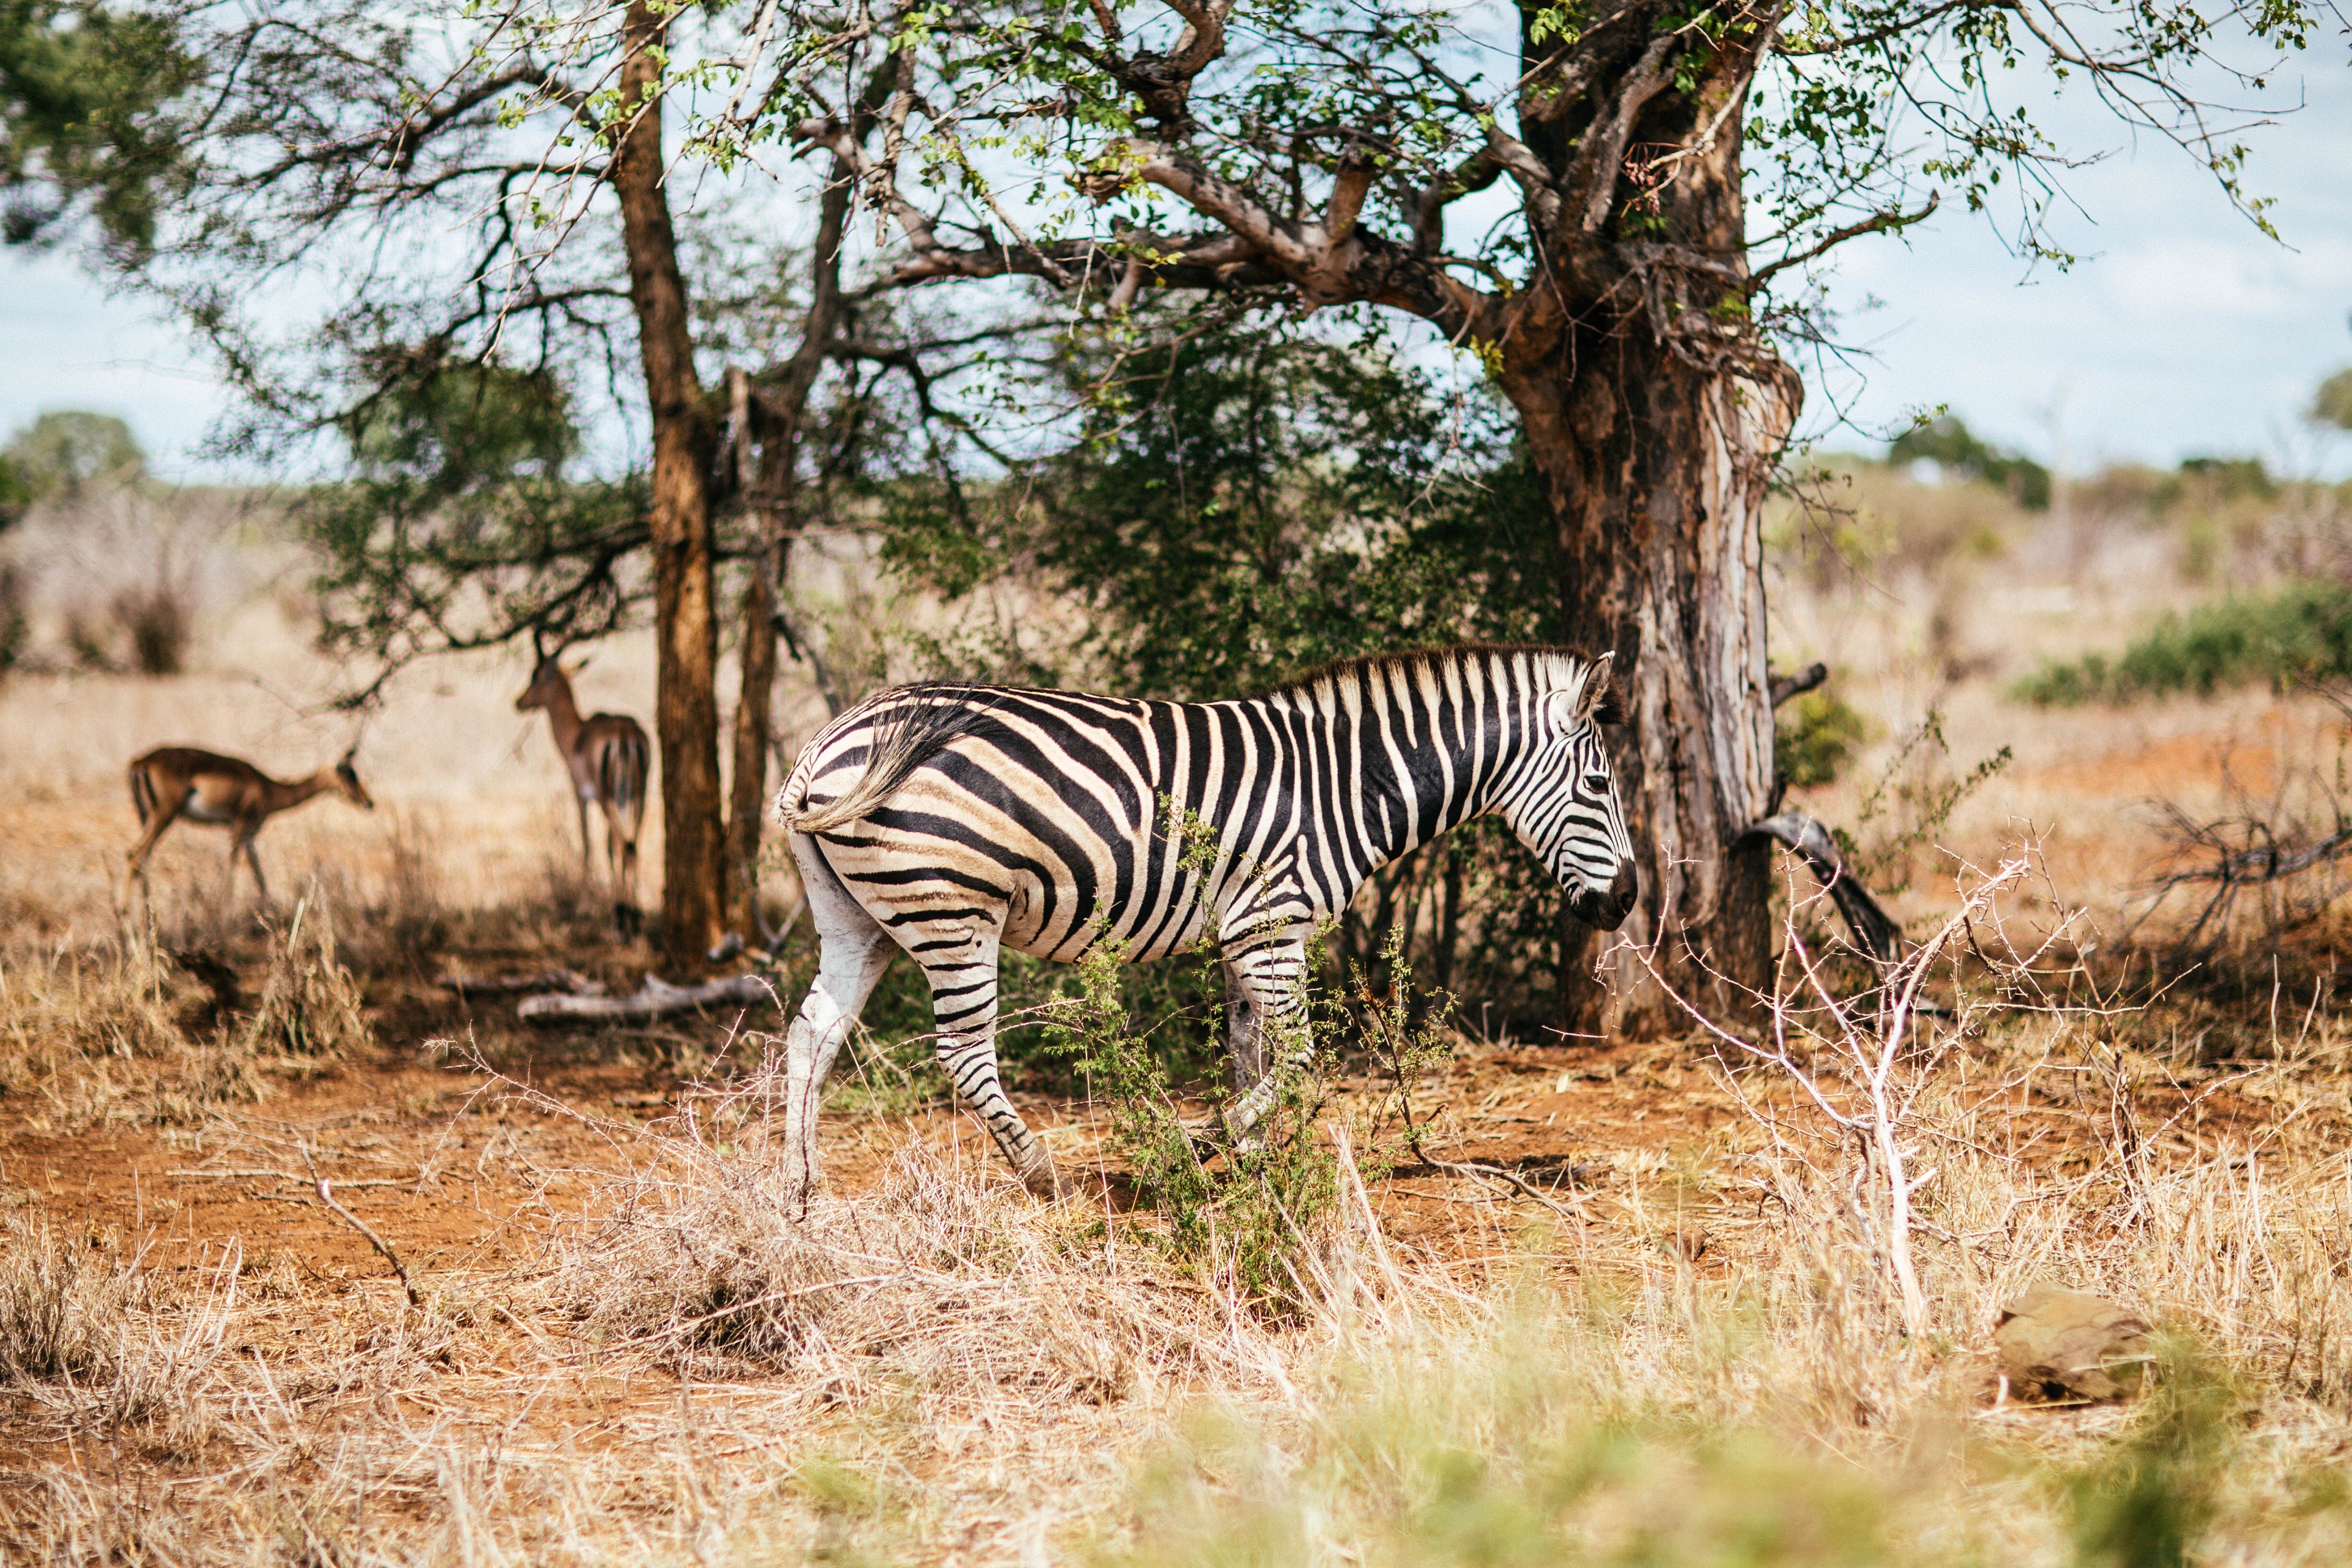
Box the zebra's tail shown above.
[783,686,997,834]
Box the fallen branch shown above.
[438,967,606,998]
[1769,660,1830,708]
[1418,1153,1589,1224]
[707,899,804,965]
[167,1169,403,1187]
[1746,810,1906,963]
[518,973,778,1024]
[302,1144,423,1308]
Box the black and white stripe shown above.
[769,645,1637,1197]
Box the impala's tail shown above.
[128,760,157,827]
[598,724,651,837]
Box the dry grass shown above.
[2,471,2352,1561]
[3,1002,2350,1564]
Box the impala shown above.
[516,633,650,934]
[126,746,374,908]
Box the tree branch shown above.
[1746,193,1940,292]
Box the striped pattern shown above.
[770,645,1637,1197]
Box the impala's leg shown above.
[575,795,594,881]
[906,921,1059,1197]
[240,832,271,910]
[123,795,183,912]
[614,804,643,938]
[1217,920,1315,1144]
[601,804,630,937]
[776,833,894,1202]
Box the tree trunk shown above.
[727,562,778,940]
[614,0,725,972]
[1508,336,1793,1038]
[1498,16,1798,1041]
[722,159,856,944]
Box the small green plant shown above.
[2013,581,2352,706]
[2061,1337,2239,1568]
[1842,711,2011,896]
[1047,929,1343,1316]
[1775,689,1871,789]
[1345,921,1457,1168]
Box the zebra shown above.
[768,644,1638,1199]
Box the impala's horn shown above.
[531,625,548,664]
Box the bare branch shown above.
[1746,194,1940,292]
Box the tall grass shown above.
[2013,581,2352,705]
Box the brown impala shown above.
[515,633,650,935]
[126,746,374,907]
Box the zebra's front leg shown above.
[915,925,1062,1198]
[1216,923,1316,1147]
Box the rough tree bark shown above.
[1495,9,1797,1036]
[614,0,726,972]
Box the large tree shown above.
[676,0,2324,1031]
[0,0,925,971]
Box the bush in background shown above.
[1775,689,1870,789]
[2013,581,2352,706]
[1889,413,2052,510]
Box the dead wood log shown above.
[437,967,606,998]
[1745,810,1905,963]
[517,973,778,1024]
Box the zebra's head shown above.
[1501,655,1638,930]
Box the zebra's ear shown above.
[1575,655,1624,727]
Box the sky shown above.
[1799,59,2352,478]
[4,51,2348,484]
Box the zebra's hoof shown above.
[1019,1159,1066,1201]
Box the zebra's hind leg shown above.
[777,835,896,1205]
[906,922,1062,1199]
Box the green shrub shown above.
[1775,690,1870,789]
[1046,936,1344,1316]
[2013,582,2352,706]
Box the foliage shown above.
[0,563,25,670]
[2013,582,2352,706]
[0,454,29,528]
[293,354,653,696]
[1889,415,2052,510]
[0,0,198,259]
[887,316,1557,700]
[1775,689,1871,789]
[1841,711,2011,895]
[2315,369,2352,433]
[2164,456,2276,506]
[2061,1341,2241,1568]
[2,409,143,501]
[1097,1310,1922,1568]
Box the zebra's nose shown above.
[1605,862,1638,921]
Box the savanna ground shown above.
[5,461,2352,1564]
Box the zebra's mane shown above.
[788,647,1621,833]
[1265,643,1619,720]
